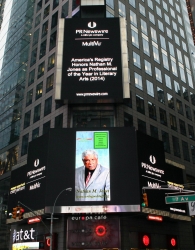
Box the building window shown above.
[44,97,52,116]
[136,95,145,114]
[170,114,177,131]
[182,141,190,161]
[157,87,165,103]
[119,1,126,17]
[147,0,153,9]
[162,50,169,70]
[32,127,39,140]
[150,125,158,139]
[48,53,55,71]
[149,12,155,24]
[37,62,45,79]
[44,5,50,18]
[124,112,133,127]
[146,80,154,97]
[33,29,39,45]
[133,52,141,68]
[43,121,51,134]
[129,0,135,8]
[36,82,43,100]
[24,111,31,129]
[50,31,57,50]
[185,105,192,120]
[26,89,33,107]
[134,72,142,90]
[151,27,157,42]
[142,35,150,56]
[190,92,195,106]
[55,114,63,128]
[162,130,170,153]
[141,19,147,35]
[179,64,186,83]
[148,102,157,120]
[130,10,137,26]
[34,104,41,123]
[179,119,186,136]
[53,0,59,10]
[39,40,47,59]
[162,1,168,11]
[138,119,146,134]
[30,48,37,66]
[191,145,195,164]
[164,13,170,24]
[183,87,189,101]
[174,35,180,46]
[174,81,181,95]
[158,20,164,31]
[21,134,29,156]
[62,2,69,17]
[172,136,181,157]
[37,0,42,12]
[167,93,174,109]
[171,58,178,77]
[139,3,145,16]
[42,20,48,38]
[152,43,160,63]
[165,74,172,89]
[176,99,183,115]
[51,11,58,29]
[28,69,35,86]
[160,35,166,50]
[131,28,139,48]
[159,108,167,125]
[155,67,162,82]
[46,74,54,92]
[188,124,195,140]
[145,60,152,75]
[156,6,162,17]
[35,14,41,27]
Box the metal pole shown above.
[50,187,72,250]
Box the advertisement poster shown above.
[75,131,110,201]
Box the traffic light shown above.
[167,235,178,249]
[18,207,25,220]
[139,233,151,248]
[12,207,18,219]
[142,192,148,207]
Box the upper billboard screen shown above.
[60,18,124,102]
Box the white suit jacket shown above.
[75,164,110,201]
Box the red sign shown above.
[147,214,163,222]
[28,216,41,224]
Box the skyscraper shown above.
[1,0,195,249]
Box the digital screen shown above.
[75,131,110,201]
[61,18,123,102]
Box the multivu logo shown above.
[34,159,39,167]
[149,155,156,165]
[88,21,96,29]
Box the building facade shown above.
[1,0,195,249]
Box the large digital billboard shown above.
[8,128,140,216]
[55,18,129,103]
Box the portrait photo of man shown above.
[75,149,110,201]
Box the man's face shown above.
[83,154,98,170]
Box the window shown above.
[187,72,193,88]
[182,141,190,161]
[35,14,41,27]
[172,20,177,31]
[53,0,59,10]
[147,0,153,9]
[180,27,185,38]
[119,1,126,17]
[182,42,187,53]
[184,55,190,69]
[50,31,57,50]
[146,80,154,97]
[164,13,170,24]
[170,114,177,131]
[158,20,164,31]
[139,3,145,16]
[34,104,41,123]
[149,12,155,24]
[32,127,39,140]
[185,105,192,120]
[62,1,69,17]
[36,82,43,100]
[168,42,175,57]
[179,119,186,136]
[190,93,195,106]
[172,136,181,157]
[134,72,143,90]
[33,29,39,45]
[152,43,160,63]
[24,111,31,129]
[188,124,195,140]
[162,131,170,153]
[138,119,146,134]
[145,60,152,75]
[167,93,174,109]
[51,11,58,29]
[174,35,180,46]
[37,0,42,12]
[162,50,169,70]
[131,28,139,48]
[162,1,168,11]
[39,40,47,59]
[133,52,141,68]
[42,21,48,37]
[124,112,133,127]
[141,19,147,35]
[28,69,35,86]
[55,114,63,128]
[106,0,114,8]
[136,95,145,114]
[170,8,175,18]
[30,48,37,66]
[46,74,54,92]
[160,35,166,50]
[177,50,183,63]
[183,87,189,101]
[43,121,51,134]
[150,27,157,42]
[174,81,181,95]
[37,62,45,78]
[191,146,195,163]
[176,4,181,13]
[129,0,135,8]
[156,6,162,17]
[21,134,29,156]
[44,5,50,18]
[171,57,178,77]
[157,87,165,103]
[142,35,150,56]
[130,10,137,27]
[159,108,167,125]
[176,99,183,114]
[150,125,158,139]
[155,67,162,82]
[44,97,52,116]
[148,102,157,120]
[26,89,33,106]
[48,53,55,70]
[165,74,172,89]
[166,27,172,39]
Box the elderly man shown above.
[75,149,110,201]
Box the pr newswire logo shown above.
[88,21,96,28]
[34,159,39,167]
[149,155,156,164]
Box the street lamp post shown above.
[50,187,72,250]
